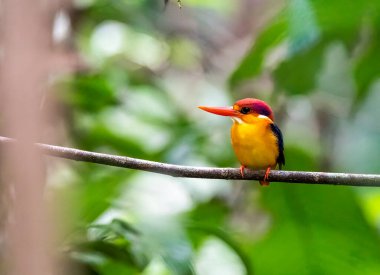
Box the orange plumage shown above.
[199,98,285,186]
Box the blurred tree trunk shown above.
[0,0,56,274]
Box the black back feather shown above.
[270,123,285,169]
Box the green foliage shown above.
[71,219,148,274]
[229,16,288,89]
[255,184,380,275]
[64,74,118,112]
[229,0,380,102]
[273,40,325,94]
[353,28,380,107]
[71,168,131,225]
[253,147,380,274]
[50,0,380,274]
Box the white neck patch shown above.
[258,114,272,121]
[231,117,244,124]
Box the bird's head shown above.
[198,98,274,123]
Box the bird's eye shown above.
[240,107,251,114]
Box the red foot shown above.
[260,166,271,186]
[240,165,246,178]
[264,166,271,181]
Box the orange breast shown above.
[230,116,279,170]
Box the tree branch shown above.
[1,136,379,186]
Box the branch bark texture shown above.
[1,136,379,187]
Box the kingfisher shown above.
[198,98,285,186]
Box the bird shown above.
[198,98,285,186]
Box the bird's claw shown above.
[240,165,246,178]
[264,166,271,182]
[260,166,271,186]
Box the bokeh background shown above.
[22,0,380,274]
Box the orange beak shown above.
[198,106,240,117]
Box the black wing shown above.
[270,123,285,169]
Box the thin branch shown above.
[1,136,379,186]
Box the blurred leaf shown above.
[312,0,372,35]
[185,199,252,274]
[75,241,135,266]
[281,145,318,172]
[254,185,380,274]
[187,223,253,275]
[73,219,150,274]
[230,0,323,94]
[273,40,326,95]
[229,0,380,93]
[65,74,118,112]
[142,222,195,275]
[288,0,320,54]
[70,168,129,225]
[188,198,229,226]
[251,147,380,274]
[94,261,138,275]
[110,219,141,237]
[76,0,164,33]
[229,14,288,89]
[89,219,140,241]
[185,198,229,249]
[353,31,380,110]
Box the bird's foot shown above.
[264,166,271,181]
[259,166,271,186]
[239,165,246,178]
